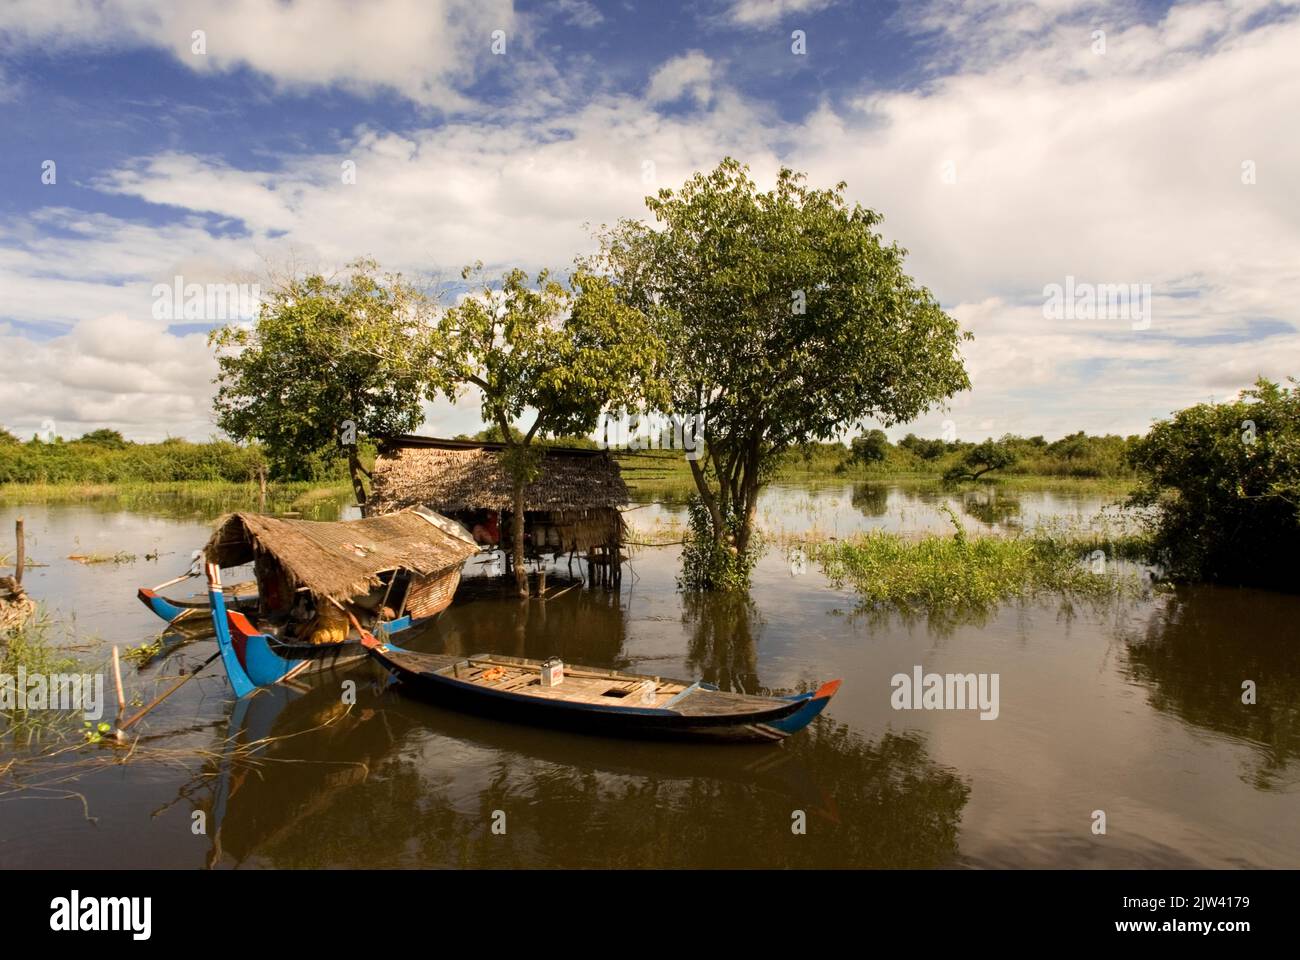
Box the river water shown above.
[1,482,1296,868]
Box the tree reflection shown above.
[851,483,889,518]
[1121,586,1300,789]
[681,591,761,694]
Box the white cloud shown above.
[4,0,1299,441]
[0,0,515,109]
[724,0,838,27]
[646,52,716,106]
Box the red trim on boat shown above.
[813,678,842,700]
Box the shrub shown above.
[1127,377,1299,590]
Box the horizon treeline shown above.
[0,421,1138,484]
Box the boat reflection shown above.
[192,661,970,868]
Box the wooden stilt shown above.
[14,519,24,587]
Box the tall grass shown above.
[1,607,82,746]
[810,523,1147,614]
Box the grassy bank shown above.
[0,479,354,518]
[618,448,1136,501]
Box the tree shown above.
[590,158,970,588]
[76,428,127,448]
[1127,377,1299,589]
[850,430,890,466]
[209,259,434,502]
[943,437,1018,482]
[432,266,666,596]
[0,427,19,445]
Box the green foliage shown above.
[1127,377,1300,589]
[850,430,889,466]
[813,528,1137,615]
[943,437,1019,482]
[678,496,758,592]
[0,436,270,484]
[209,258,432,494]
[75,428,127,449]
[436,265,668,442]
[898,433,955,461]
[0,427,23,445]
[591,157,971,587]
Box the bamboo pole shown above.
[117,651,220,733]
[110,645,126,719]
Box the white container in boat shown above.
[541,657,564,687]
[638,680,657,705]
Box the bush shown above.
[1127,377,1299,590]
[678,497,758,592]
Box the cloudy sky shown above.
[1,0,1297,444]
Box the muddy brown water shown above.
[1,482,1296,868]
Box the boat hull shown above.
[365,645,839,744]
[137,585,258,625]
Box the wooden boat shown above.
[361,638,841,743]
[137,572,258,625]
[203,508,480,697]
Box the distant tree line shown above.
[0,428,361,485]
[790,429,1140,480]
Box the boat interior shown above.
[445,656,691,708]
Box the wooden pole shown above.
[14,518,24,587]
[110,645,127,719]
[117,651,220,733]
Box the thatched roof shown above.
[204,508,480,604]
[368,436,629,515]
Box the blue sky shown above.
[1,0,1297,442]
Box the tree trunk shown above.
[347,445,368,508]
[688,457,726,547]
[512,478,528,597]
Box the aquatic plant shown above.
[811,525,1142,614]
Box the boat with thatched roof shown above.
[200,507,480,697]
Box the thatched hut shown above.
[367,436,628,580]
[205,508,480,622]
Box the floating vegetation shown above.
[67,551,137,565]
[810,512,1148,616]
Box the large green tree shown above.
[590,158,971,588]
[433,265,666,596]
[210,259,434,503]
[1128,377,1300,589]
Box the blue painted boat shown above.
[136,576,258,626]
[200,509,480,697]
[207,564,425,696]
[361,637,841,743]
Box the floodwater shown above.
[1,482,1297,869]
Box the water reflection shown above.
[961,489,1023,528]
[851,484,889,518]
[194,669,970,869]
[682,592,762,694]
[1122,587,1300,790]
